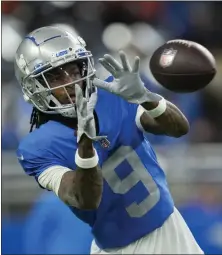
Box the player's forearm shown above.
[58,136,103,210]
[59,166,102,210]
[140,101,190,137]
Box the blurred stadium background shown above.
[2,1,222,254]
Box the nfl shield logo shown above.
[99,138,110,149]
[159,48,177,68]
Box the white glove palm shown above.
[75,85,106,143]
[93,51,161,104]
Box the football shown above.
[149,39,217,93]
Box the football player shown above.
[15,26,203,254]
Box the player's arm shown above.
[22,135,102,210]
[94,51,189,138]
[38,85,105,210]
[58,85,105,209]
[138,100,190,137]
[58,135,103,210]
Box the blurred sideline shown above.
[2,1,222,254]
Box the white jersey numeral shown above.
[102,146,160,218]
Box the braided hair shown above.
[29,106,79,132]
[29,107,49,132]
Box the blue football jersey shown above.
[17,76,174,249]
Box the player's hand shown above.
[93,51,161,104]
[75,84,106,143]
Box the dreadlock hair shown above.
[29,107,50,132]
[29,106,80,132]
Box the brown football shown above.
[149,39,216,93]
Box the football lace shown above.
[166,39,192,47]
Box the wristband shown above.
[146,96,167,118]
[75,148,99,169]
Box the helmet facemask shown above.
[22,52,96,118]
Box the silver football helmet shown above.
[14,26,96,118]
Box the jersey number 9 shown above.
[102,146,160,218]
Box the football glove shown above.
[75,84,106,143]
[93,51,161,104]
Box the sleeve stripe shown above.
[38,166,72,196]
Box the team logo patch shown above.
[159,48,177,68]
